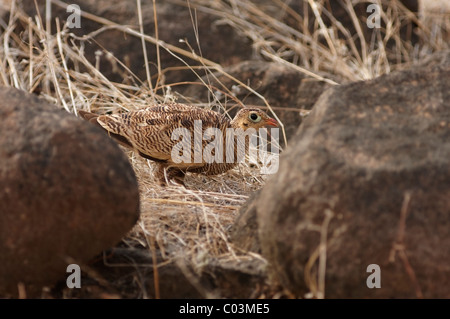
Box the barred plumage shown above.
[79,103,277,186]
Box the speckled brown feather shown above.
[79,103,277,185]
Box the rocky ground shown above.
[0,0,449,298]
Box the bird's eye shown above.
[249,112,261,122]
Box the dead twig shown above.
[388,192,423,299]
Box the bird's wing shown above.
[145,102,199,114]
[96,105,229,167]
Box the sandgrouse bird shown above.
[79,103,277,186]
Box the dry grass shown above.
[179,0,448,82]
[0,0,448,298]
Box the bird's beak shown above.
[265,118,278,127]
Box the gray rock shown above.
[229,189,261,254]
[0,87,140,297]
[254,50,450,298]
[90,247,267,298]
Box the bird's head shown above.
[231,108,278,130]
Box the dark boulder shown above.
[239,50,450,298]
[0,87,140,297]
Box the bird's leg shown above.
[146,159,153,170]
[166,167,186,187]
[155,165,185,187]
[154,164,165,186]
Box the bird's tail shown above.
[78,110,133,149]
[78,110,102,125]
